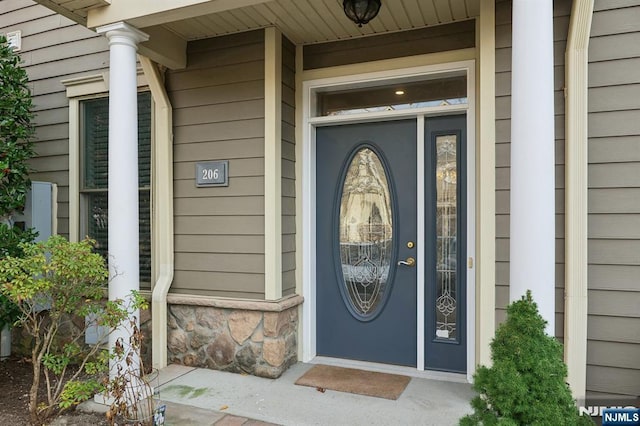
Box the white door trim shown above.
[466,65,477,382]
[416,116,426,371]
[301,60,476,381]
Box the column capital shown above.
[97,22,149,48]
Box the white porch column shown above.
[97,22,149,376]
[510,0,556,334]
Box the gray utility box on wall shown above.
[13,181,57,241]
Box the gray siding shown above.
[167,30,266,299]
[586,0,640,398]
[282,35,296,296]
[0,0,109,238]
[303,20,475,70]
[494,0,571,336]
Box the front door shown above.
[316,120,418,367]
[315,116,467,372]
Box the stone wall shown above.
[10,295,303,380]
[166,296,301,379]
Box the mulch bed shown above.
[0,356,109,425]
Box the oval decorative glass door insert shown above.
[338,147,394,318]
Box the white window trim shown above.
[63,68,149,244]
[63,70,152,345]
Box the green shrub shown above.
[461,291,593,425]
[0,236,147,424]
[0,32,37,335]
[0,223,38,258]
[0,35,35,219]
[0,224,37,329]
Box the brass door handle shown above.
[397,257,416,267]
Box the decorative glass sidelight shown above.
[339,147,393,317]
[435,135,458,340]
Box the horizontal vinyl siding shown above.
[302,19,475,70]
[586,1,640,398]
[494,0,571,337]
[168,30,266,299]
[0,0,109,238]
[282,35,296,296]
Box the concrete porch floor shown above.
[144,362,475,425]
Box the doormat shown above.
[295,365,411,400]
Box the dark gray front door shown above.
[316,120,418,367]
[315,116,467,372]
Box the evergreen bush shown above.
[0,34,36,340]
[460,291,593,425]
[0,35,35,220]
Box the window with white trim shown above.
[79,91,152,285]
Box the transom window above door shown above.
[313,72,467,117]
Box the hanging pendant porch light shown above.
[343,0,382,27]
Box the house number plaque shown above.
[196,161,229,187]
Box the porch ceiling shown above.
[35,0,479,45]
[166,0,480,44]
[36,0,110,26]
[34,0,479,69]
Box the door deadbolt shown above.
[407,241,415,249]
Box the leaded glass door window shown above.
[338,146,394,319]
[435,134,458,340]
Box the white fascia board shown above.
[87,0,272,29]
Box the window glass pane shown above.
[435,135,458,341]
[80,92,152,286]
[139,189,152,285]
[82,98,109,189]
[339,147,393,317]
[86,192,108,259]
[138,91,152,187]
[83,190,152,285]
[316,76,467,117]
[81,93,152,189]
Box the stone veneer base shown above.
[166,294,303,379]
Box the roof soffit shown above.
[86,0,273,29]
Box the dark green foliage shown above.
[460,291,594,425]
[0,223,38,258]
[0,35,35,218]
[0,35,37,334]
[0,289,21,330]
[0,223,37,328]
